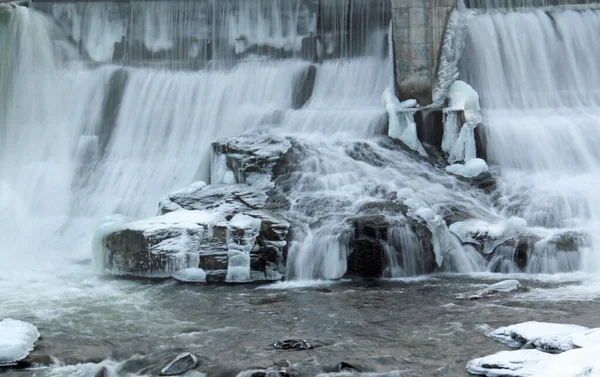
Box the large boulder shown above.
[346,214,436,278]
[95,132,297,283]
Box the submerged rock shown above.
[273,339,312,351]
[336,362,361,373]
[161,353,197,376]
[458,280,525,300]
[251,367,291,377]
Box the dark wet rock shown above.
[98,68,128,156]
[346,215,387,278]
[21,353,53,368]
[291,64,317,109]
[457,171,497,194]
[160,352,197,376]
[436,204,473,226]
[159,183,270,215]
[346,215,436,278]
[488,234,540,272]
[345,142,386,167]
[251,367,292,377]
[212,133,293,190]
[378,136,448,169]
[94,366,109,377]
[337,362,362,373]
[101,223,202,278]
[547,231,588,252]
[357,200,408,215]
[273,339,312,351]
[488,231,588,273]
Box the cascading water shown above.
[459,7,600,272]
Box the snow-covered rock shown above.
[211,133,293,189]
[0,319,40,367]
[446,158,489,178]
[467,345,600,377]
[468,322,600,376]
[458,280,523,300]
[449,217,527,256]
[489,321,588,349]
[161,352,197,376]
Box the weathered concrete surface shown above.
[392,0,456,106]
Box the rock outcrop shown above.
[346,213,436,278]
[95,134,293,283]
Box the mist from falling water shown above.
[460,8,600,272]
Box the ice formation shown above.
[382,88,427,156]
[445,81,482,163]
[0,319,40,366]
[226,214,262,283]
[449,217,527,255]
[171,268,207,283]
[448,80,482,124]
[446,158,489,178]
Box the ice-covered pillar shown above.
[392,0,456,106]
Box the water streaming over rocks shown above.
[459,7,600,273]
[2,0,600,376]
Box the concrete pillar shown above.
[392,0,456,106]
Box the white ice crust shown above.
[468,321,600,377]
[0,319,40,366]
[446,158,489,178]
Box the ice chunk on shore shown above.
[0,319,40,366]
[446,158,488,178]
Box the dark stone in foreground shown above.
[251,367,291,377]
[273,339,312,351]
[161,352,197,375]
[337,362,361,372]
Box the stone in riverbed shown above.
[273,339,312,351]
[251,367,291,377]
[337,362,361,373]
[457,280,525,300]
[161,352,197,376]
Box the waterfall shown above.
[459,8,600,272]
